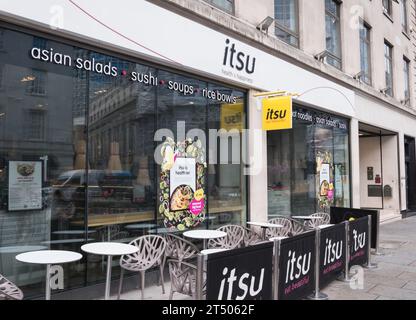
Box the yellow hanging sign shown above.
[262,96,293,131]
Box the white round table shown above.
[201,248,228,255]
[81,242,138,300]
[15,250,82,300]
[247,221,283,240]
[183,230,227,249]
[292,216,324,220]
[316,224,334,229]
[269,236,288,241]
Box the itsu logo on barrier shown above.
[349,217,369,266]
[217,267,265,300]
[206,242,273,300]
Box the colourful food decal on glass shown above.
[159,138,206,231]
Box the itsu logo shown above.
[217,267,264,300]
[285,250,312,283]
[352,229,366,251]
[223,39,256,74]
[323,238,343,266]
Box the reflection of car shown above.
[52,170,135,217]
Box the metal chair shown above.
[208,225,245,249]
[0,274,23,300]
[164,233,200,262]
[306,212,331,229]
[289,218,307,236]
[242,226,262,246]
[117,235,167,300]
[167,259,198,300]
[266,217,293,238]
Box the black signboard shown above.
[319,223,346,288]
[206,242,273,300]
[278,231,315,300]
[330,207,378,249]
[348,216,369,267]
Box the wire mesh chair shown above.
[266,217,293,238]
[0,274,23,300]
[242,226,262,247]
[118,235,167,300]
[306,212,331,229]
[289,217,307,236]
[208,225,245,249]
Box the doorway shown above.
[358,123,400,219]
[404,136,416,212]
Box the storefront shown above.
[0,24,247,297]
[267,105,350,218]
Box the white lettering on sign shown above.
[285,250,312,284]
[217,267,264,300]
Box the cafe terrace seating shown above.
[306,213,331,229]
[0,273,24,300]
[117,235,166,300]
[207,225,245,250]
[266,217,293,238]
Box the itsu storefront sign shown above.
[349,216,369,266]
[159,138,206,231]
[278,231,315,300]
[206,242,273,300]
[319,223,346,288]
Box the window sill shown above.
[402,31,411,40]
[383,11,394,23]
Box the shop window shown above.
[25,69,47,95]
[0,28,4,50]
[325,0,342,69]
[203,0,234,14]
[33,36,47,49]
[267,106,350,217]
[274,0,299,47]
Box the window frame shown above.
[359,20,372,85]
[403,55,410,103]
[274,0,300,48]
[401,0,409,33]
[25,69,47,96]
[203,0,234,15]
[324,0,342,69]
[384,40,394,97]
[382,0,393,17]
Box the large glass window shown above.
[203,0,234,14]
[274,0,299,47]
[267,106,350,218]
[0,26,247,298]
[359,21,372,85]
[325,0,342,69]
[384,40,394,96]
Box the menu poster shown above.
[319,163,330,196]
[8,161,42,211]
[169,158,196,212]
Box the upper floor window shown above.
[25,69,47,95]
[33,36,47,50]
[325,0,342,69]
[383,0,393,17]
[403,56,410,103]
[384,41,393,97]
[203,0,234,14]
[401,0,408,33]
[359,21,372,85]
[274,0,299,47]
[24,109,46,140]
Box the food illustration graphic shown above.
[320,180,329,196]
[17,163,35,177]
[170,185,193,211]
[159,138,206,231]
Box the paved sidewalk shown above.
[321,216,416,300]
